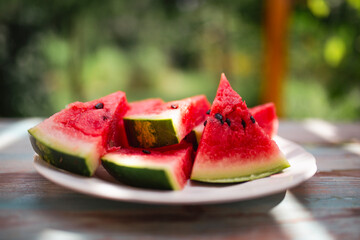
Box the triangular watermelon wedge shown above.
[29,91,129,176]
[191,74,290,183]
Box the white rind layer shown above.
[191,151,289,183]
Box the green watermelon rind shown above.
[101,154,182,190]
[123,116,181,148]
[28,128,99,177]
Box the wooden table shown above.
[0,118,359,240]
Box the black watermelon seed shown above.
[220,119,224,125]
[241,119,246,129]
[171,104,178,109]
[250,115,256,123]
[204,120,207,126]
[206,109,211,115]
[225,118,231,126]
[142,150,151,154]
[102,115,109,121]
[95,103,104,109]
[215,113,223,120]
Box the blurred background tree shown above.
[0,0,359,120]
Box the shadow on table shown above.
[35,189,287,239]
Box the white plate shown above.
[33,136,317,205]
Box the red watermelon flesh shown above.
[127,98,164,115]
[191,74,289,182]
[102,143,194,190]
[249,103,278,138]
[54,91,129,151]
[117,98,165,147]
[29,91,129,176]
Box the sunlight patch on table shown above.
[37,229,86,240]
[303,119,339,142]
[343,143,360,156]
[270,192,335,240]
[0,118,42,150]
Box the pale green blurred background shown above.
[0,0,359,120]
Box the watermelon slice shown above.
[190,102,278,144]
[29,91,129,176]
[102,143,194,190]
[250,103,278,138]
[123,95,210,148]
[117,98,164,147]
[191,74,290,183]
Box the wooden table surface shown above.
[0,118,359,240]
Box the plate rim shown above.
[33,136,317,205]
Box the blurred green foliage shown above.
[0,0,359,120]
